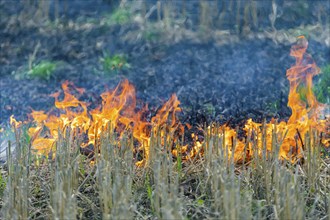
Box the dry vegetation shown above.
[1,1,329,219]
[6,0,330,46]
[0,123,329,219]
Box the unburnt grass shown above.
[0,122,329,219]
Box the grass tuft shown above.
[100,53,130,75]
[28,60,57,80]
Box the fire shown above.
[190,36,329,163]
[25,79,184,166]
[205,36,329,163]
[10,36,329,165]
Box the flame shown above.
[281,36,328,159]
[206,36,329,163]
[20,78,183,166]
[188,36,329,163]
[287,36,323,124]
[10,115,22,128]
[10,36,329,165]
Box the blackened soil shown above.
[1,1,329,128]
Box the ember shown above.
[11,36,329,165]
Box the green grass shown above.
[315,65,330,103]
[0,123,329,219]
[13,46,58,80]
[103,7,131,26]
[28,60,57,80]
[298,64,330,104]
[100,53,130,75]
[0,172,6,198]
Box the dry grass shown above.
[8,0,329,46]
[1,1,329,219]
[0,123,329,219]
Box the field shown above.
[0,1,329,219]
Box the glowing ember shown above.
[10,36,329,165]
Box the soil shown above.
[1,0,329,129]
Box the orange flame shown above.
[21,78,183,166]
[10,36,329,165]
[207,36,329,162]
[188,36,329,163]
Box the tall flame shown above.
[287,36,323,124]
[190,36,329,163]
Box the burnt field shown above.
[1,0,329,126]
[0,1,329,219]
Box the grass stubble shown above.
[1,1,329,218]
[0,120,329,219]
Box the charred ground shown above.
[1,0,329,127]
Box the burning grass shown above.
[1,121,329,219]
[1,37,329,219]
